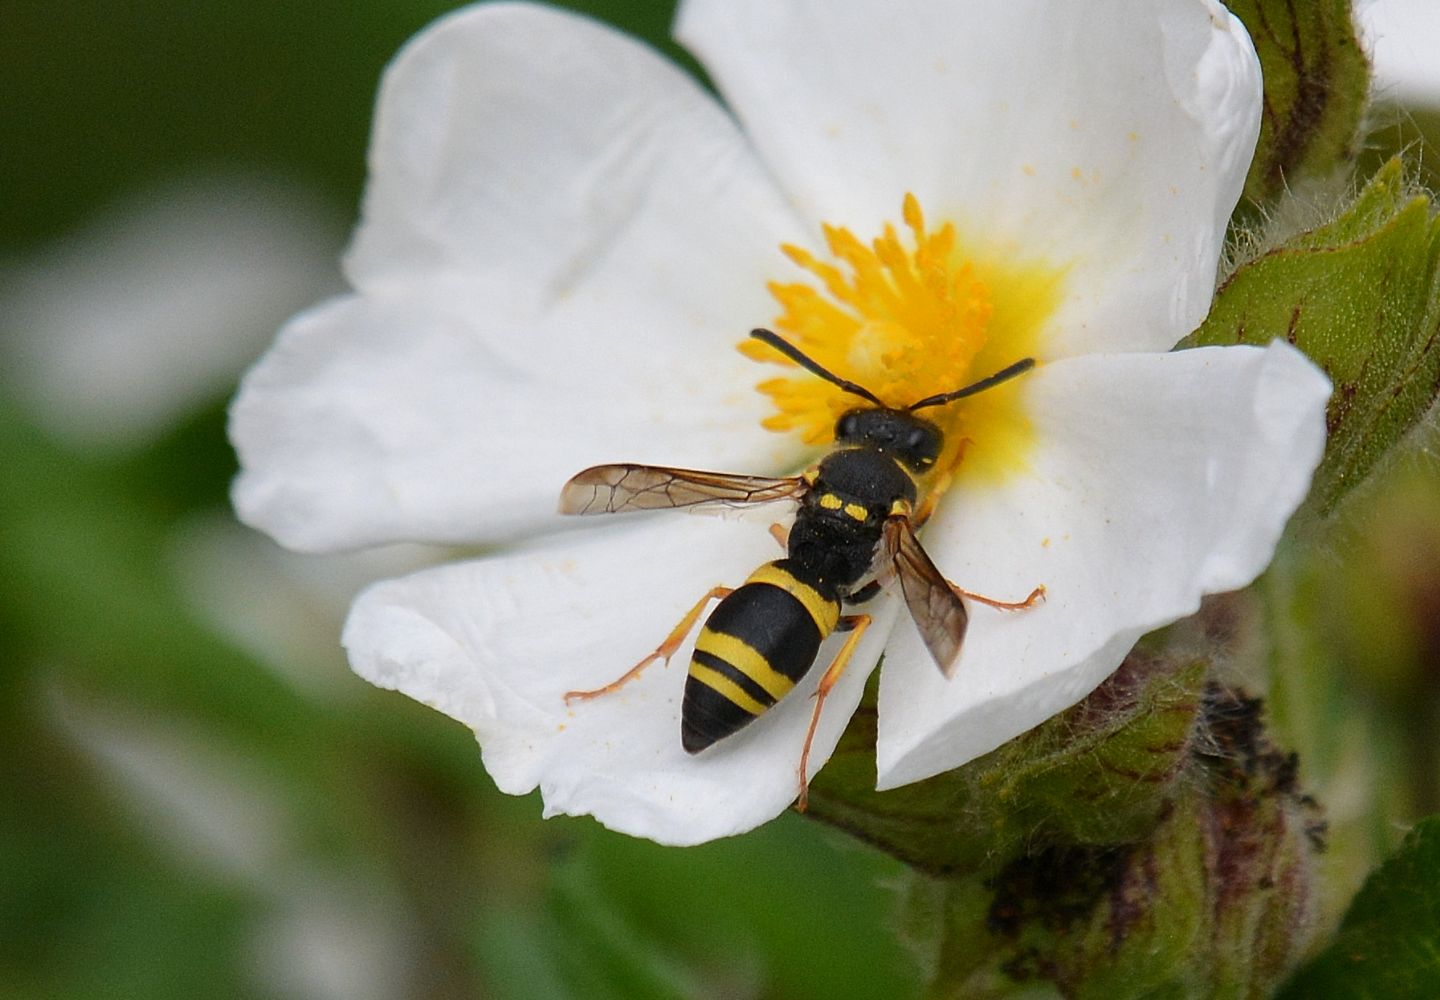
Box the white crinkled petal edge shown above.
[344,514,900,845]
[677,0,1261,359]
[873,342,1331,789]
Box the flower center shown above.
[741,194,1066,482]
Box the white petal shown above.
[349,3,800,296]
[234,3,809,552]
[1358,0,1440,107]
[343,515,898,845]
[2,175,341,453]
[231,285,801,552]
[874,342,1329,788]
[678,0,1261,356]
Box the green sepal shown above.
[804,651,1207,876]
[1188,158,1440,518]
[982,791,1211,1000]
[1276,815,1440,1000]
[1225,0,1370,207]
[893,682,1323,1000]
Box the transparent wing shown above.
[558,464,805,516]
[883,516,969,677]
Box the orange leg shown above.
[955,583,1046,611]
[796,613,872,812]
[563,586,733,704]
[768,522,790,550]
[910,437,978,527]
[911,470,953,527]
[911,458,1044,610]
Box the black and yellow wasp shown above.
[558,329,1043,807]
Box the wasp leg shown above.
[563,586,734,704]
[768,522,790,550]
[911,470,953,528]
[795,613,872,812]
[954,583,1046,611]
[846,580,883,604]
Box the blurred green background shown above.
[4,2,1440,998]
[0,2,920,997]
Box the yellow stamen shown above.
[741,194,1068,484]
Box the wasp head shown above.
[834,408,942,472]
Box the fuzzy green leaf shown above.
[1190,158,1440,516]
[1277,815,1440,1000]
[1226,0,1369,206]
[805,653,1206,876]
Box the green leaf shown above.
[1225,0,1370,206]
[479,820,919,1000]
[0,706,261,1000]
[1277,815,1440,1000]
[544,858,701,1000]
[1189,158,1440,517]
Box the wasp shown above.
[558,328,1044,807]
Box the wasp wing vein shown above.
[884,517,968,678]
[558,464,805,516]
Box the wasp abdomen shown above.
[682,561,840,754]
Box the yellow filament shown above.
[741,194,1068,485]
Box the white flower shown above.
[230,0,1331,845]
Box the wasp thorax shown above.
[834,408,942,472]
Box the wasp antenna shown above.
[749,328,886,407]
[907,357,1037,411]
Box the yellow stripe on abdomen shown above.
[689,662,768,716]
[745,563,841,634]
[694,628,797,701]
